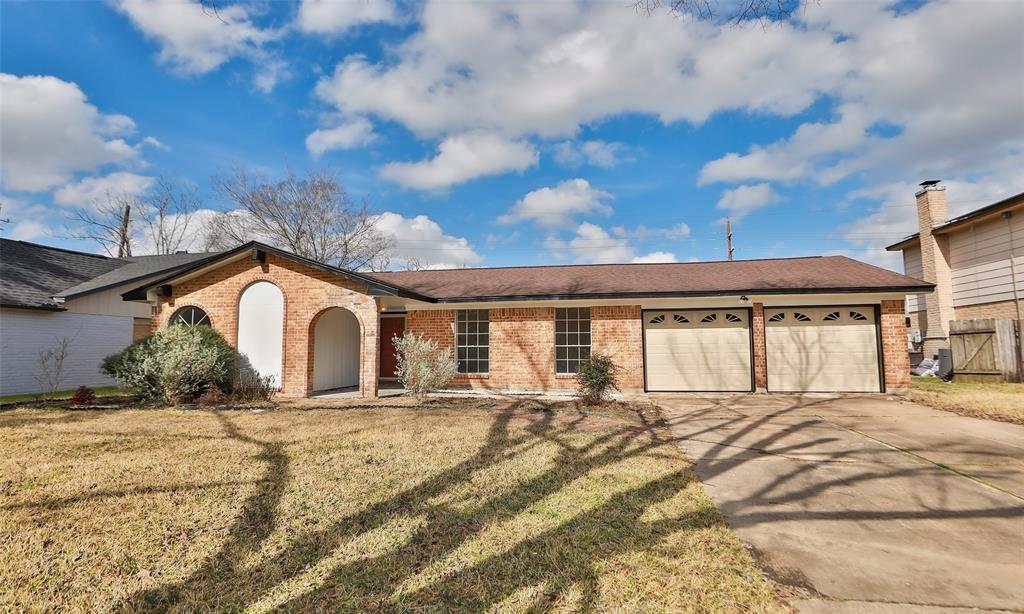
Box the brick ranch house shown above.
[123,242,933,399]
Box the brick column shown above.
[880,299,911,391]
[916,184,955,356]
[751,303,768,391]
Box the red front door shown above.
[379,316,405,378]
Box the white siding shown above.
[949,212,1024,307]
[64,288,153,318]
[902,245,926,313]
[0,308,132,396]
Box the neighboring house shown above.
[886,183,1024,357]
[0,239,214,395]
[124,241,931,399]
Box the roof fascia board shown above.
[430,285,935,303]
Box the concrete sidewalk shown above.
[654,394,1024,613]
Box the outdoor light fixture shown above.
[738,295,750,304]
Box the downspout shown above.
[1004,211,1023,379]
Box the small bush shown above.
[102,326,236,404]
[394,331,457,402]
[197,385,229,407]
[576,354,621,405]
[232,370,277,403]
[70,386,97,406]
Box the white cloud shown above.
[295,0,396,35]
[499,178,612,229]
[613,222,691,241]
[53,172,155,207]
[700,2,1024,187]
[631,251,678,263]
[0,73,141,192]
[700,104,872,185]
[379,132,538,190]
[313,2,847,139]
[553,140,626,168]
[142,136,171,151]
[7,220,50,242]
[114,0,279,85]
[715,183,782,221]
[552,222,679,264]
[306,118,377,158]
[0,194,51,241]
[371,212,482,269]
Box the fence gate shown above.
[949,319,1021,382]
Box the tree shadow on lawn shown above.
[121,400,721,611]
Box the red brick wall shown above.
[752,303,767,390]
[880,299,911,391]
[406,305,645,392]
[154,253,379,398]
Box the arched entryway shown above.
[237,281,284,387]
[312,307,361,393]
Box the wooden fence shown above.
[949,319,1022,382]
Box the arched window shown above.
[170,306,210,327]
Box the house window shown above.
[724,313,742,323]
[768,313,785,322]
[850,311,868,321]
[794,312,812,322]
[701,313,718,323]
[555,307,591,374]
[456,309,489,374]
[170,306,210,327]
[673,314,689,323]
[648,314,665,324]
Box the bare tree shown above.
[208,167,393,270]
[69,193,135,257]
[138,178,201,255]
[634,0,801,24]
[35,336,74,398]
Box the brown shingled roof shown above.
[367,255,932,302]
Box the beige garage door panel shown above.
[644,310,752,392]
[766,307,880,393]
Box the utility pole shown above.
[117,200,132,258]
[726,217,734,261]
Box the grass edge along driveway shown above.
[0,399,783,612]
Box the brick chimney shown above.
[915,180,955,356]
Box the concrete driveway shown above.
[654,394,1024,613]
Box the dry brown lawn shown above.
[910,377,1024,425]
[0,398,782,612]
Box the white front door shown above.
[644,309,752,392]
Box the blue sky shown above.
[2,0,1022,270]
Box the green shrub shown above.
[576,354,621,405]
[394,331,457,401]
[102,326,236,404]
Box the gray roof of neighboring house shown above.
[0,239,216,310]
[56,251,217,299]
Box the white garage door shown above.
[765,307,881,392]
[644,309,752,392]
